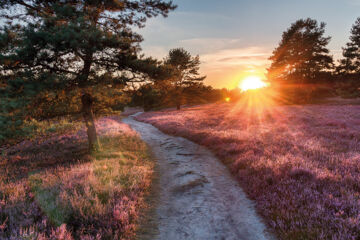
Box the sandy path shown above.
[123,114,274,240]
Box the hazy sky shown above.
[138,0,360,89]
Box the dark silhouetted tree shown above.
[268,18,333,85]
[164,48,206,110]
[337,18,360,76]
[0,0,176,152]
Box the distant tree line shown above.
[268,17,360,103]
[127,48,224,111]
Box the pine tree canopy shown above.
[0,0,176,93]
[337,17,360,75]
[164,48,206,87]
[268,18,333,84]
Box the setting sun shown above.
[239,76,269,92]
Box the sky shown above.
[137,0,360,89]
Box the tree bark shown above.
[81,59,91,82]
[78,51,100,154]
[81,93,101,154]
[176,86,182,110]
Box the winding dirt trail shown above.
[123,114,274,240]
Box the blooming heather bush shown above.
[137,102,360,239]
[289,167,314,181]
[0,117,153,239]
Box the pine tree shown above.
[268,18,333,85]
[337,17,360,76]
[164,48,206,110]
[0,0,176,152]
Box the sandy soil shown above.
[123,113,275,240]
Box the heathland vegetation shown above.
[2,1,360,239]
[137,102,360,239]
[1,117,154,239]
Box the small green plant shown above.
[29,175,71,226]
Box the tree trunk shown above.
[81,93,101,154]
[78,51,100,154]
[81,60,91,82]
[176,86,182,110]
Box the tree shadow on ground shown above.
[1,131,90,183]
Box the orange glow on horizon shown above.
[239,76,269,92]
[203,65,269,90]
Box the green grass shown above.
[29,176,71,226]
[22,118,83,138]
[0,117,84,146]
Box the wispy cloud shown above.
[178,38,244,54]
[201,46,271,70]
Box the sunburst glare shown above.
[239,76,269,92]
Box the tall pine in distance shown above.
[268,18,333,85]
[337,17,360,77]
[0,0,176,152]
[164,48,206,110]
